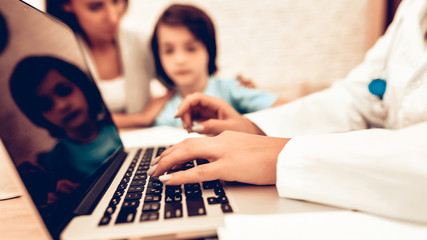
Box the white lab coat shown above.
[247,0,427,223]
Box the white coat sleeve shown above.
[277,121,427,223]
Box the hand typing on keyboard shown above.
[148,131,288,186]
[99,147,233,226]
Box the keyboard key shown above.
[186,197,206,216]
[164,203,183,219]
[117,183,127,190]
[142,202,160,212]
[165,194,182,203]
[144,194,161,202]
[130,179,146,186]
[185,188,202,196]
[184,183,202,198]
[219,195,229,204]
[221,204,233,213]
[140,160,150,166]
[134,175,147,180]
[156,147,166,157]
[105,205,115,215]
[147,180,163,189]
[214,187,225,196]
[165,185,182,193]
[135,170,146,175]
[140,212,159,222]
[114,189,125,198]
[125,192,142,200]
[142,148,154,160]
[121,177,130,184]
[184,183,201,190]
[110,196,121,206]
[202,181,217,190]
[122,200,140,208]
[128,186,144,193]
[138,165,150,171]
[99,215,111,226]
[207,197,220,205]
[146,188,162,195]
[116,208,136,224]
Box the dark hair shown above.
[151,4,218,88]
[45,0,128,45]
[0,12,8,54]
[9,55,105,138]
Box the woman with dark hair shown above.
[10,55,122,185]
[150,4,287,127]
[45,0,173,128]
[0,12,8,54]
[45,0,256,128]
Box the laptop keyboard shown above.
[98,147,233,226]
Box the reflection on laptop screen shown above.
[0,0,123,235]
[0,1,243,240]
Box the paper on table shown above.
[217,211,427,240]
[0,167,20,201]
[0,176,20,200]
[0,141,21,200]
[119,126,202,149]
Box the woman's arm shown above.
[112,90,175,128]
[150,130,290,185]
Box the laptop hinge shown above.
[73,148,127,216]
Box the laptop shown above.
[0,1,330,239]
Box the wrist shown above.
[243,117,265,135]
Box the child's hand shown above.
[236,74,256,88]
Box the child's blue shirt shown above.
[154,77,277,127]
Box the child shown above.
[10,56,122,184]
[151,4,286,127]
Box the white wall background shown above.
[23,0,386,99]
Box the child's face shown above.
[36,70,91,131]
[63,0,127,43]
[157,24,210,92]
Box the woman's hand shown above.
[150,131,290,185]
[176,93,265,136]
[113,90,175,128]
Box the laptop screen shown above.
[0,0,123,235]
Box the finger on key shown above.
[159,161,221,185]
[152,138,211,177]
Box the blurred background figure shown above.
[45,0,173,128]
[150,4,287,127]
[44,0,259,128]
[123,0,394,100]
[39,0,395,105]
